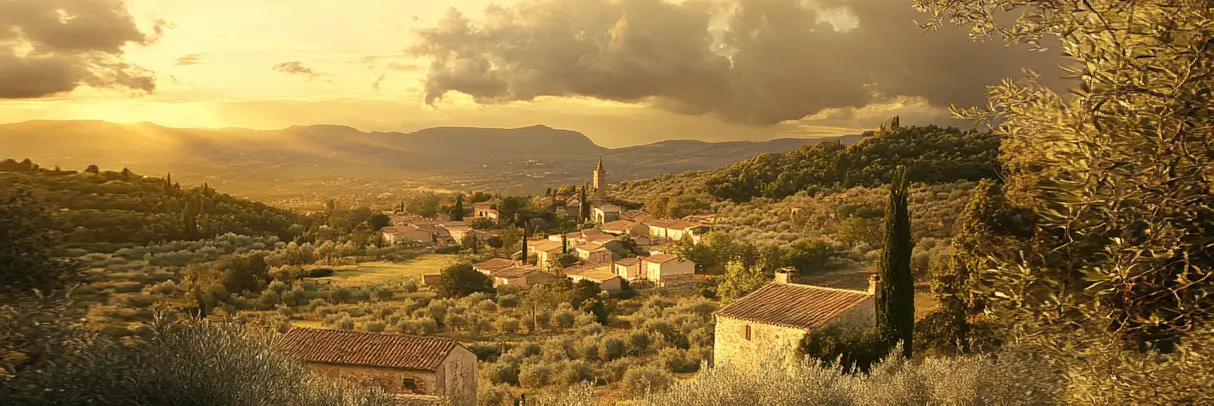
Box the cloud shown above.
[176,53,207,66]
[387,62,419,72]
[0,0,158,99]
[273,61,319,78]
[372,74,387,92]
[412,0,1068,126]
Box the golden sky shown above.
[0,0,1064,147]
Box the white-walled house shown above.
[642,254,695,286]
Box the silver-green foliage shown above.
[1,312,392,406]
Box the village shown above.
[273,159,882,405]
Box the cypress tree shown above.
[452,194,465,221]
[520,227,529,264]
[578,186,589,223]
[876,166,914,358]
[561,234,568,254]
[164,173,173,196]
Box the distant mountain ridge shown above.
[0,120,859,203]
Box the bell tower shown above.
[593,157,607,199]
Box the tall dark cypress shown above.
[876,166,914,358]
[578,186,589,223]
[520,227,529,264]
[452,194,465,221]
[561,234,568,254]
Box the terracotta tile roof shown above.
[595,204,621,212]
[572,269,621,282]
[614,257,640,266]
[575,242,607,252]
[278,328,459,371]
[644,254,679,264]
[602,220,639,231]
[474,258,514,271]
[715,283,872,330]
[530,239,564,252]
[492,267,535,279]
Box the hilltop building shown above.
[593,156,608,199]
[712,270,877,372]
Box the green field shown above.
[312,254,458,287]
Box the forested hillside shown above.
[0,159,306,249]
[703,125,1000,202]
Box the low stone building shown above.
[642,254,696,286]
[612,257,643,280]
[712,270,876,372]
[278,328,477,405]
[592,204,621,224]
[473,258,515,276]
[491,267,555,288]
[569,268,623,292]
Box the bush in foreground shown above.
[0,309,391,405]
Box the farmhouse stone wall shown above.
[305,362,439,396]
[712,316,808,372]
[438,347,478,405]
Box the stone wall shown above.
[438,347,478,406]
[712,316,808,372]
[830,296,875,327]
[305,362,438,396]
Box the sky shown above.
[0,0,1065,147]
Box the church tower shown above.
[593,157,607,199]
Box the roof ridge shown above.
[780,282,872,296]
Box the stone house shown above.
[490,267,554,288]
[612,257,643,280]
[278,328,477,405]
[530,239,566,269]
[473,258,515,276]
[712,270,876,372]
[642,254,696,286]
[472,202,498,219]
[647,219,708,242]
[574,242,615,264]
[601,220,648,237]
[568,268,623,292]
[592,204,621,224]
[382,225,435,246]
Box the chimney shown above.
[868,274,881,295]
[774,268,795,285]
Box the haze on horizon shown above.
[0,0,1065,148]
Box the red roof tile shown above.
[278,328,459,371]
[715,283,872,330]
[644,254,679,264]
[474,258,514,271]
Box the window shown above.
[403,378,417,391]
[744,324,751,340]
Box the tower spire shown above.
[596,156,603,171]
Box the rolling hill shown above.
[0,120,859,205]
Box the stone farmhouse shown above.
[592,204,621,224]
[381,225,436,246]
[647,219,709,243]
[473,258,515,275]
[569,267,623,292]
[712,270,876,372]
[490,266,555,288]
[641,254,696,286]
[278,328,477,405]
[601,219,648,237]
[472,202,498,220]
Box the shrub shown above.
[599,336,628,362]
[0,316,392,405]
[518,363,552,388]
[621,366,676,398]
[799,325,890,374]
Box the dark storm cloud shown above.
[412,0,1066,125]
[0,0,158,99]
[273,61,318,77]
